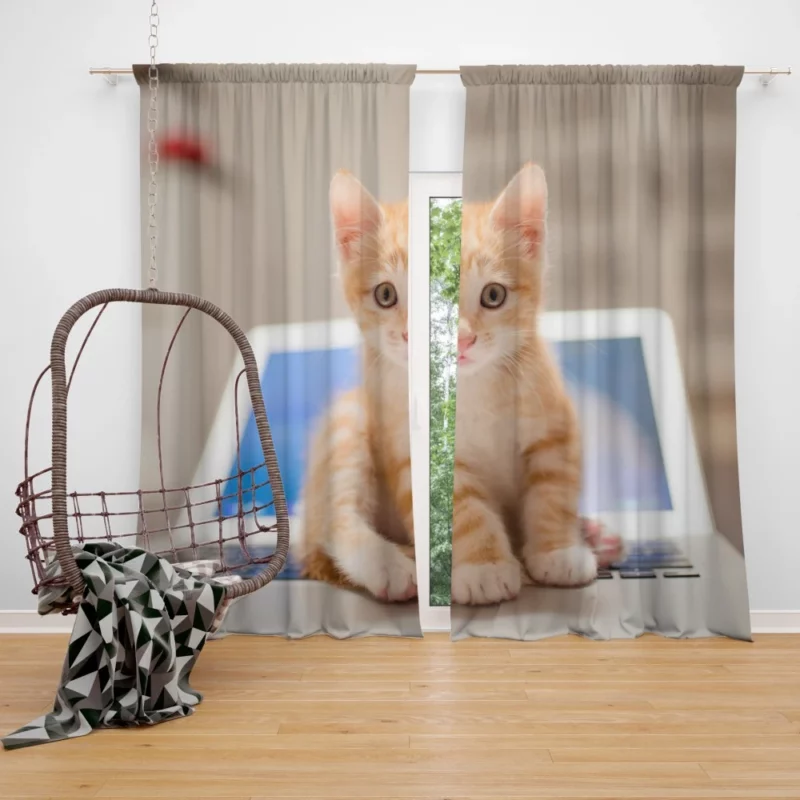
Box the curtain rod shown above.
[90,65,792,84]
[89,67,792,75]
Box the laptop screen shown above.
[221,334,672,518]
[221,346,360,517]
[552,337,673,514]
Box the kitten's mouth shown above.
[457,353,492,375]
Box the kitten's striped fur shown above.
[297,164,602,606]
[296,171,416,602]
[451,163,597,605]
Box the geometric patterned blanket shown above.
[2,542,235,750]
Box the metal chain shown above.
[146,1,160,289]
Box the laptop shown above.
[179,318,364,578]
[540,307,716,581]
[184,307,716,585]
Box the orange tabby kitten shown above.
[295,171,416,602]
[452,162,597,605]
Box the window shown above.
[429,196,461,608]
[409,172,462,631]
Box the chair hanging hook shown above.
[146,1,160,289]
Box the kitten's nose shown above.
[458,332,477,353]
[402,331,408,342]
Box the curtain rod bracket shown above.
[95,68,119,86]
[760,67,791,87]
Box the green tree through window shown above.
[429,198,461,606]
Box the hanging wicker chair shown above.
[16,287,290,614]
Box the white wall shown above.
[1,0,798,615]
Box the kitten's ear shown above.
[489,162,548,259]
[330,170,384,262]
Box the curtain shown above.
[450,65,750,640]
[136,64,421,638]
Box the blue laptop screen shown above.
[220,347,360,517]
[553,337,673,514]
[220,335,672,518]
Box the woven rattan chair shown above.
[16,288,290,613]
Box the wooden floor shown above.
[1,633,800,798]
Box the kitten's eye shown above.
[480,283,507,309]
[374,282,398,308]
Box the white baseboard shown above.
[0,610,798,635]
[0,611,74,634]
[749,611,800,634]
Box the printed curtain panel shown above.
[449,65,751,641]
[136,64,422,638]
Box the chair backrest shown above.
[47,287,289,603]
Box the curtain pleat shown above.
[452,64,749,642]
[137,64,421,639]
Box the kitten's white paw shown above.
[451,560,522,605]
[336,536,417,603]
[366,544,417,602]
[525,544,597,587]
[580,518,625,568]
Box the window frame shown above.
[409,171,462,632]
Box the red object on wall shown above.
[159,134,211,166]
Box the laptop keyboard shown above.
[606,538,699,580]
[218,541,700,585]
[220,545,303,580]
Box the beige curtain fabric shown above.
[453,65,750,640]
[136,64,419,637]
[136,64,412,492]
